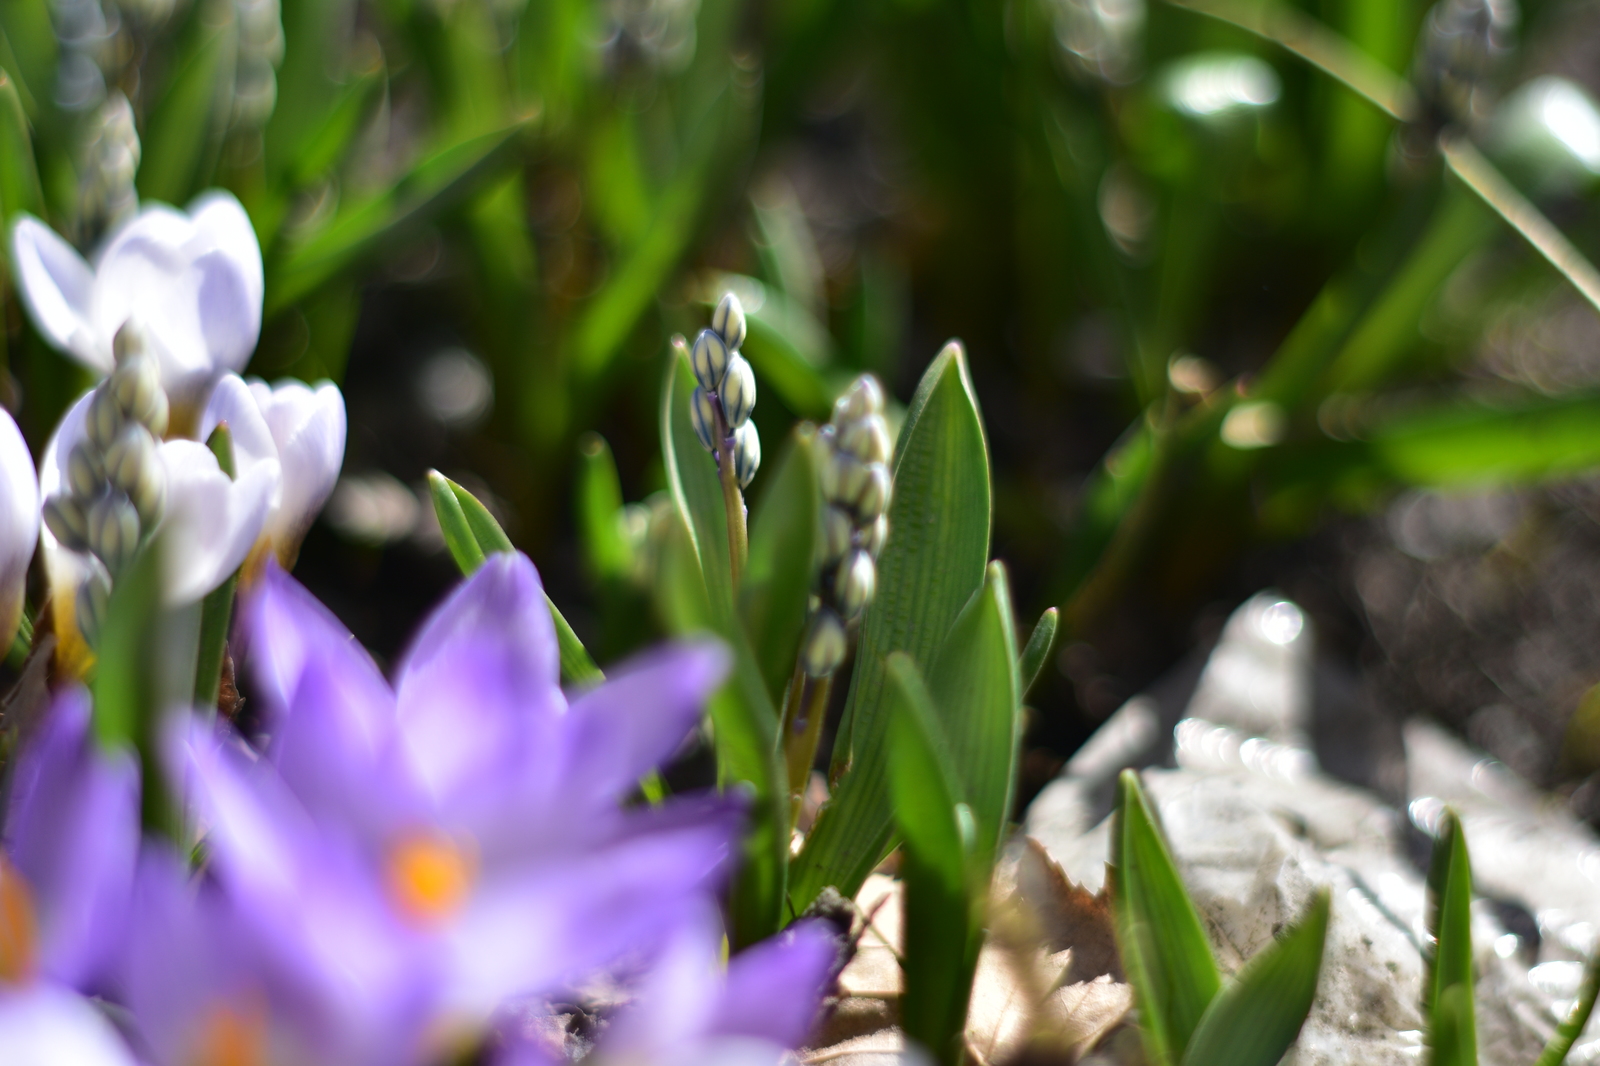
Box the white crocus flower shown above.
[40,388,279,609]
[10,192,263,405]
[201,374,346,566]
[0,984,140,1066]
[0,409,39,651]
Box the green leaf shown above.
[425,470,601,686]
[1366,392,1600,489]
[1180,889,1330,1066]
[1425,810,1476,1048]
[1533,950,1600,1066]
[662,343,734,618]
[137,11,236,205]
[790,340,992,911]
[577,433,634,584]
[0,70,42,226]
[925,561,1021,870]
[885,652,983,1066]
[267,120,531,313]
[1431,984,1478,1066]
[1019,606,1058,698]
[741,425,820,704]
[1112,769,1222,1066]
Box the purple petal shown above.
[556,640,728,807]
[393,554,564,803]
[712,919,839,1048]
[3,690,138,990]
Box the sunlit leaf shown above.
[741,425,820,704]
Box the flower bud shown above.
[66,439,106,500]
[834,549,876,620]
[113,319,149,363]
[734,421,761,489]
[862,514,888,556]
[839,414,891,465]
[826,450,869,508]
[822,505,853,565]
[711,292,747,352]
[43,495,91,552]
[105,424,165,525]
[88,491,141,575]
[854,463,891,522]
[801,608,847,678]
[76,559,111,645]
[109,352,167,435]
[86,388,124,450]
[691,328,731,392]
[721,354,757,428]
[689,386,719,453]
[833,375,885,425]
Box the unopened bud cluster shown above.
[41,325,169,642]
[78,93,141,245]
[800,376,892,678]
[688,293,761,489]
[233,0,286,128]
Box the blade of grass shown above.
[576,433,634,584]
[1180,889,1330,1066]
[1425,810,1476,1052]
[1532,951,1600,1066]
[1431,983,1478,1066]
[1112,769,1222,1066]
[741,425,821,705]
[0,71,42,225]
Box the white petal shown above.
[92,207,211,390]
[157,439,279,605]
[9,217,108,373]
[199,373,281,480]
[0,985,140,1066]
[255,379,346,554]
[186,192,263,373]
[0,408,38,645]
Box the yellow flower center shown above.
[387,835,475,926]
[190,1001,266,1066]
[0,856,37,984]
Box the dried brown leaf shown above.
[1016,838,1122,985]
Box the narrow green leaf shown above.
[1533,950,1600,1066]
[137,12,236,205]
[0,71,43,225]
[790,340,992,911]
[925,562,1021,870]
[741,425,820,704]
[886,652,982,1066]
[1425,811,1476,1051]
[194,426,240,709]
[1019,606,1058,698]
[427,470,601,686]
[1431,984,1478,1066]
[662,343,734,618]
[1180,889,1330,1066]
[577,433,633,584]
[1112,769,1222,1066]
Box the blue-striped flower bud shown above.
[76,559,111,645]
[801,608,847,678]
[712,292,747,352]
[834,375,885,425]
[721,354,757,428]
[109,351,168,437]
[88,491,141,575]
[862,514,888,557]
[66,439,106,500]
[822,505,853,565]
[43,495,91,553]
[854,463,891,522]
[839,414,891,465]
[691,328,731,392]
[86,388,124,451]
[825,450,869,509]
[689,387,719,453]
[734,421,761,489]
[834,549,876,620]
[105,423,165,526]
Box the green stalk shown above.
[713,406,749,588]
[1532,951,1600,1066]
[194,424,240,711]
[780,665,833,831]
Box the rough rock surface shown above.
[1026,592,1600,1065]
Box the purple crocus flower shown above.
[501,906,840,1066]
[2,690,138,993]
[163,552,744,1061]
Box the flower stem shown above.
[781,664,833,831]
[713,410,748,587]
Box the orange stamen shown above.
[387,835,475,926]
[0,855,38,984]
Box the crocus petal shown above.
[0,408,38,651]
[712,920,838,1048]
[9,217,107,372]
[2,690,139,990]
[187,192,264,372]
[251,379,346,560]
[158,438,279,604]
[554,641,728,809]
[92,204,213,387]
[0,984,140,1066]
[35,393,96,673]
[200,373,280,476]
[394,553,565,804]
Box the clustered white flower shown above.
[801,376,892,677]
[8,191,345,653]
[688,292,762,489]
